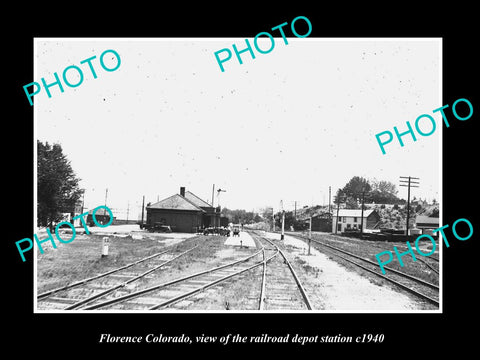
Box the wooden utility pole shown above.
[211,184,215,207]
[334,191,347,235]
[104,188,108,208]
[141,195,145,226]
[280,200,284,240]
[328,186,331,214]
[81,190,85,214]
[360,189,366,238]
[399,176,420,238]
[308,217,312,255]
[335,192,341,234]
[272,207,275,232]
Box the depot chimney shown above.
[180,187,185,197]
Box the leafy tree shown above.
[37,141,83,230]
[221,207,262,224]
[338,177,371,209]
[260,207,273,223]
[370,179,399,204]
[274,210,309,231]
[342,176,371,198]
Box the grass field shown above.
[36,233,173,293]
[36,230,260,306]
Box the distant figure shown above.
[241,223,244,231]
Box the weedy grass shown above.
[303,232,439,286]
[37,233,169,293]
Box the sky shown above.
[35,38,441,220]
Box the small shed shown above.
[311,213,332,232]
[415,215,440,235]
[87,207,114,226]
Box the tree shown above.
[260,207,273,223]
[274,210,308,231]
[37,141,83,230]
[339,176,370,209]
[342,176,371,198]
[221,207,262,224]
[370,179,399,204]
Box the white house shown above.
[332,209,381,233]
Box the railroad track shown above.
[285,232,440,307]
[353,235,440,275]
[80,247,266,310]
[41,230,314,311]
[37,244,200,310]
[252,232,313,310]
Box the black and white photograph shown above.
[7,6,478,355]
[33,38,441,313]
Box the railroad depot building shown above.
[332,209,380,233]
[145,187,221,233]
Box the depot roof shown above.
[147,194,206,212]
[184,191,212,208]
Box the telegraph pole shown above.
[141,195,145,226]
[334,191,345,235]
[216,188,226,207]
[216,188,226,227]
[399,176,420,238]
[360,189,366,238]
[272,207,275,232]
[328,186,331,214]
[335,192,341,234]
[211,184,215,207]
[308,216,312,255]
[280,200,285,240]
[81,190,85,214]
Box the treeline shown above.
[335,176,402,207]
[220,208,263,224]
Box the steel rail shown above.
[317,247,439,306]
[316,238,439,290]
[37,249,171,300]
[288,232,439,291]
[259,247,267,310]
[260,234,314,310]
[64,245,200,310]
[285,232,438,306]
[148,250,279,310]
[81,247,265,310]
[417,257,439,275]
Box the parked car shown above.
[148,223,172,233]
